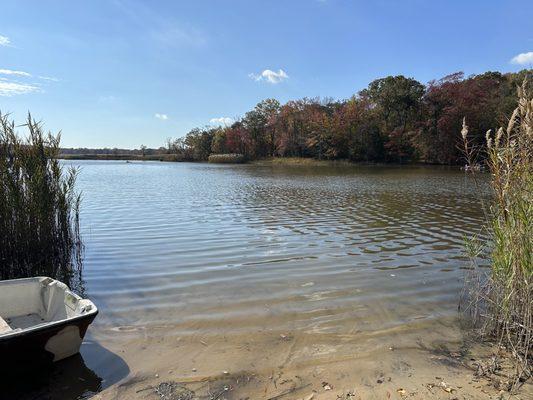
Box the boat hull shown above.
[0,311,97,372]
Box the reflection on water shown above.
[3,339,128,400]
[30,160,488,397]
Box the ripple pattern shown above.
[66,161,489,341]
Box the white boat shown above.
[0,277,98,367]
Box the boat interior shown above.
[0,277,95,336]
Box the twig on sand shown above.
[266,383,312,400]
[135,385,154,393]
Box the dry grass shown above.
[253,157,357,167]
[207,153,245,163]
[461,80,532,390]
[0,113,83,289]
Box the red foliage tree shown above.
[225,123,253,157]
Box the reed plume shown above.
[462,80,532,388]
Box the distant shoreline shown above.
[59,153,184,162]
[59,154,464,168]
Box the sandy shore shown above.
[89,326,532,400]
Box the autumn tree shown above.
[416,71,526,164]
[340,97,384,161]
[164,69,532,165]
[225,122,253,157]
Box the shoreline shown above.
[59,153,185,162]
[60,154,461,168]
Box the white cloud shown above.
[510,51,533,65]
[155,113,169,120]
[0,68,31,77]
[209,117,234,126]
[249,69,289,84]
[0,80,40,96]
[0,35,10,47]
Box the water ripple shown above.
[65,161,488,338]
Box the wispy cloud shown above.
[249,69,289,84]
[155,113,169,120]
[0,66,56,96]
[0,80,40,96]
[113,1,206,48]
[151,26,207,48]
[510,51,533,65]
[39,75,60,82]
[209,117,234,126]
[0,68,31,77]
[98,95,117,104]
[0,35,10,47]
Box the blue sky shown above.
[1,0,532,148]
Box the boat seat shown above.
[0,316,12,334]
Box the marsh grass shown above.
[461,81,532,388]
[0,113,83,290]
[208,153,245,163]
[252,157,360,167]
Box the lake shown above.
[14,160,490,399]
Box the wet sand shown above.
[90,325,532,399]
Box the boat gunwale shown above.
[0,276,98,341]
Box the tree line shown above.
[166,69,531,164]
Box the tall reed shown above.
[0,113,83,288]
[462,80,532,386]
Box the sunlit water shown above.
[14,160,490,399]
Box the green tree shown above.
[361,75,424,162]
[243,99,280,157]
[211,128,227,154]
[184,128,215,161]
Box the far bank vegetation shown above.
[63,69,532,166]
